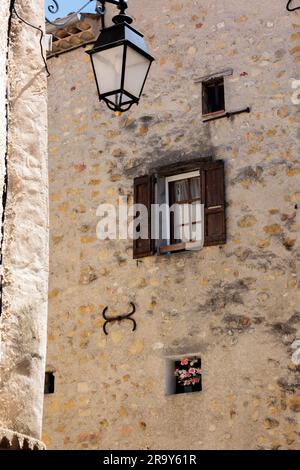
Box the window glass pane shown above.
[113,92,133,106]
[173,204,187,242]
[190,177,201,200]
[168,175,202,244]
[191,222,202,242]
[202,78,225,114]
[179,223,190,242]
[217,83,225,110]
[124,46,151,98]
[175,203,190,225]
[92,45,124,94]
[173,179,189,202]
[191,201,202,222]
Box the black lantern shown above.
[87,0,154,113]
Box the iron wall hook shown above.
[102,302,136,335]
[287,0,300,11]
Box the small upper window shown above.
[202,77,225,116]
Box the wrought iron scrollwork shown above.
[287,0,300,11]
[45,1,130,28]
[46,0,95,26]
[102,302,137,335]
[95,1,130,29]
[47,0,59,15]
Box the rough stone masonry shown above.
[0,0,48,450]
[44,0,300,450]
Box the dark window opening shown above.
[44,372,55,394]
[174,357,202,394]
[202,78,225,115]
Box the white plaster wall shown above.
[0,1,9,277]
[0,0,48,442]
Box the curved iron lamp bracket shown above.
[96,0,132,28]
[99,0,129,14]
[46,1,300,28]
[102,302,136,335]
[46,1,132,28]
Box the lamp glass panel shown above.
[92,45,124,95]
[114,92,133,105]
[124,45,151,98]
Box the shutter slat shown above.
[203,161,226,246]
[133,175,154,259]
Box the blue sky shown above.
[45,0,95,20]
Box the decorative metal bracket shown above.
[97,0,129,14]
[46,0,300,28]
[96,0,132,28]
[46,0,94,26]
[287,0,300,11]
[47,0,59,15]
[46,1,132,28]
[102,302,136,335]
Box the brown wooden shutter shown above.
[133,175,154,259]
[202,160,226,246]
[202,83,209,115]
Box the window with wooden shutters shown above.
[133,175,154,259]
[132,160,226,258]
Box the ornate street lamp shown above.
[87,0,155,113]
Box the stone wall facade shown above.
[44,1,300,450]
[0,0,48,449]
